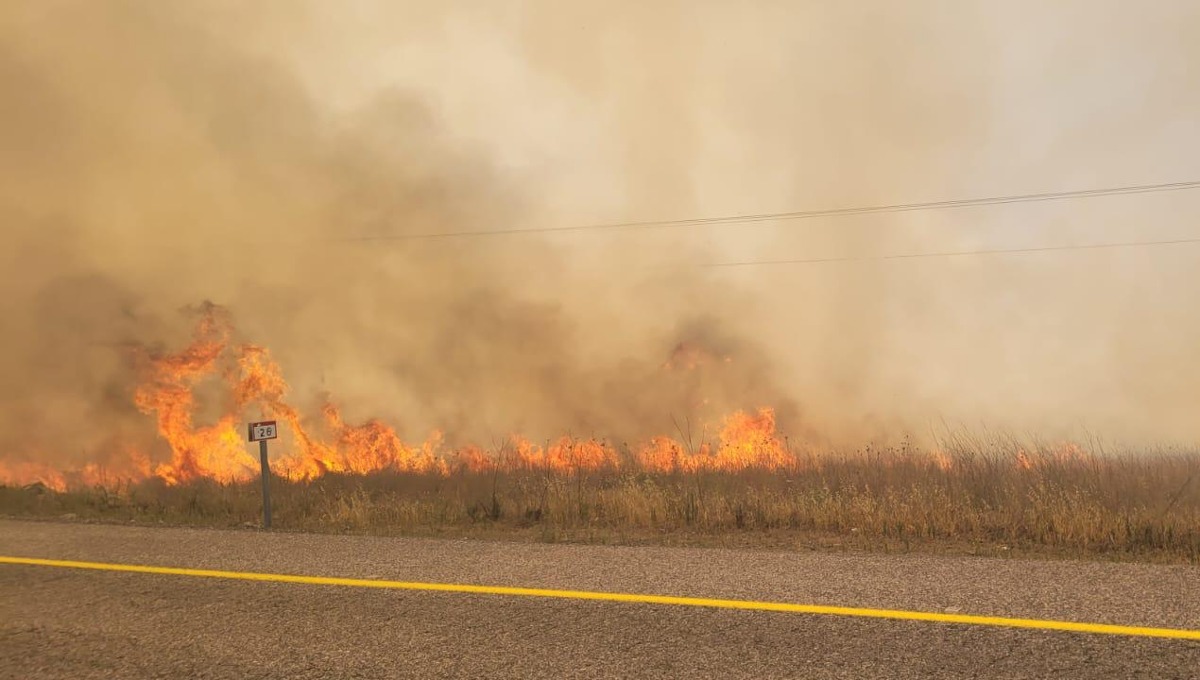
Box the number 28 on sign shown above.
[248,421,278,442]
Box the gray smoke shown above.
[2,0,1199,474]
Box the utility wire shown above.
[343,179,1200,242]
[704,237,1200,268]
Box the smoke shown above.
[1,0,1199,474]
[0,0,794,469]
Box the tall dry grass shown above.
[3,437,1198,562]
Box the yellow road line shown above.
[3,555,1198,641]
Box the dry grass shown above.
[3,438,1198,563]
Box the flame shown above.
[0,460,68,492]
[637,436,690,472]
[448,444,493,473]
[1014,450,1034,471]
[929,449,954,472]
[131,306,259,484]
[637,408,790,473]
[714,408,790,470]
[312,404,446,476]
[1012,442,1093,472]
[0,450,153,491]
[509,436,620,473]
[0,304,831,490]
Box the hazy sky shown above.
[250,0,1200,441]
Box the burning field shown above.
[2,302,1198,563]
[0,302,805,490]
[2,3,1200,562]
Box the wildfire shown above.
[1013,443,1094,472]
[0,460,68,492]
[2,303,809,490]
[130,305,259,484]
[929,449,954,472]
[510,436,620,472]
[636,408,792,473]
[310,404,446,477]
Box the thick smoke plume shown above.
[0,1,798,473]
[2,1,1199,477]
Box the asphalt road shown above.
[1,519,1197,679]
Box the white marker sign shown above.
[248,420,278,442]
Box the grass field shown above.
[3,438,1198,563]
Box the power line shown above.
[343,179,1200,242]
[704,237,1200,268]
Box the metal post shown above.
[259,439,272,529]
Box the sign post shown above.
[248,420,278,529]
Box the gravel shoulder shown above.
[2,519,1198,679]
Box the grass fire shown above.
[1,302,1197,562]
[2,1,1199,565]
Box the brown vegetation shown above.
[4,438,1197,564]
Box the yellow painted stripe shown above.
[3,555,1198,641]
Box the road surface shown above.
[1,519,1197,679]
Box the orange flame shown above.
[509,436,620,473]
[1011,442,1093,472]
[929,449,954,472]
[637,408,791,473]
[0,305,820,489]
[0,460,68,492]
[131,306,258,484]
